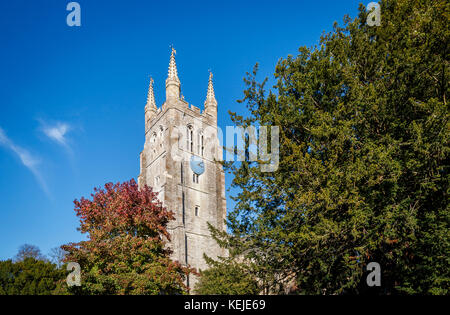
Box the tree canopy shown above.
[205,0,449,295]
[194,252,259,295]
[14,244,46,262]
[60,179,193,295]
[0,257,64,295]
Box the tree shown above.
[14,244,46,262]
[212,0,449,294]
[48,247,67,268]
[195,249,259,295]
[0,258,64,295]
[60,179,193,295]
[194,262,259,295]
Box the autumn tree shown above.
[208,0,449,294]
[60,179,193,295]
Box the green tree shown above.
[0,257,64,295]
[212,0,449,295]
[60,179,194,295]
[195,250,259,295]
[194,262,259,295]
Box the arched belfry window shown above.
[187,125,194,153]
[197,131,204,156]
[159,126,164,148]
[151,132,157,154]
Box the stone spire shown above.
[167,47,180,82]
[165,47,181,101]
[146,77,157,109]
[205,71,217,116]
[145,77,157,127]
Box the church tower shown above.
[138,48,227,288]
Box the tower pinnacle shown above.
[146,77,157,109]
[145,77,157,127]
[205,71,217,105]
[166,47,181,101]
[167,47,180,82]
[205,71,217,116]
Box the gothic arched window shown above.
[195,205,199,217]
[151,132,157,155]
[199,132,204,156]
[187,125,194,153]
[159,126,164,148]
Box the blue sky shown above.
[0,0,360,260]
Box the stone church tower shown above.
[138,48,226,288]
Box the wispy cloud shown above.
[42,122,71,147]
[0,127,50,197]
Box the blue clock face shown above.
[190,156,205,175]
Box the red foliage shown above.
[60,179,195,295]
[73,179,173,241]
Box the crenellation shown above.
[189,104,201,114]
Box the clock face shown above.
[190,155,205,175]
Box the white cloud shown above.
[0,128,7,144]
[42,122,71,146]
[0,127,50,197]
[10,144,39,168]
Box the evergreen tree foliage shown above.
[207,0,449,295]
[0,257,64,295]
[195,246,259,295]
